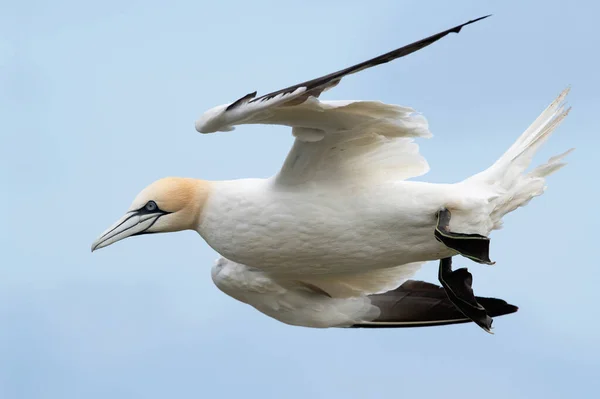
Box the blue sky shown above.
[2,0,598,398]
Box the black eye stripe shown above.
[137,200,159,214]
[136,201,172,216]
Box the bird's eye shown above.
[145,201,158,212]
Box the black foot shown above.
[438,257,493,333]
[435,208,494,265]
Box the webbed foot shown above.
[438,257,494,333]
[435,208,494,265]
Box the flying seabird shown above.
[92,16,571,332]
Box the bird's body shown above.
[200,178,460,276]
[92,16,571,330]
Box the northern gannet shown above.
[92,16,571,332]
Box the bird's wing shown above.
[353,280,518,328]
[273,99,432,185]
[195,16,490,185]
[211,257,518,328]
[210,257,379,328]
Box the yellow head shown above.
[91,177,211,251]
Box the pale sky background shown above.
[1,0,598,398]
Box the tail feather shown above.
[529,148,574,178]
[464,88,573,230]
[506,90,570,163]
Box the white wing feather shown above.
[211,257,379,328]
[275,99,431,185]
[197,96,432,185]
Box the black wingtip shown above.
[475,14,493,22]
[226,91,258,111]
[348,280,518,330]
[452,14,493,34]
[476,296,519,318]
[467,14,493,25]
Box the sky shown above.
[1,0,599,398]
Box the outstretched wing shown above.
[211,257,517,329]
[195,15,490,134]
[194,17,490,185]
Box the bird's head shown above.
[91,177,210,252]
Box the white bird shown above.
[92,16,571,331]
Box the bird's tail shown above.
[462,88,573,230]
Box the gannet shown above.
[92,16,571,332]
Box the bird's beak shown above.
[91,210,164,252]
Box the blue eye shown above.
[145,201,157,212]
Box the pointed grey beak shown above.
[91,210,164,252]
